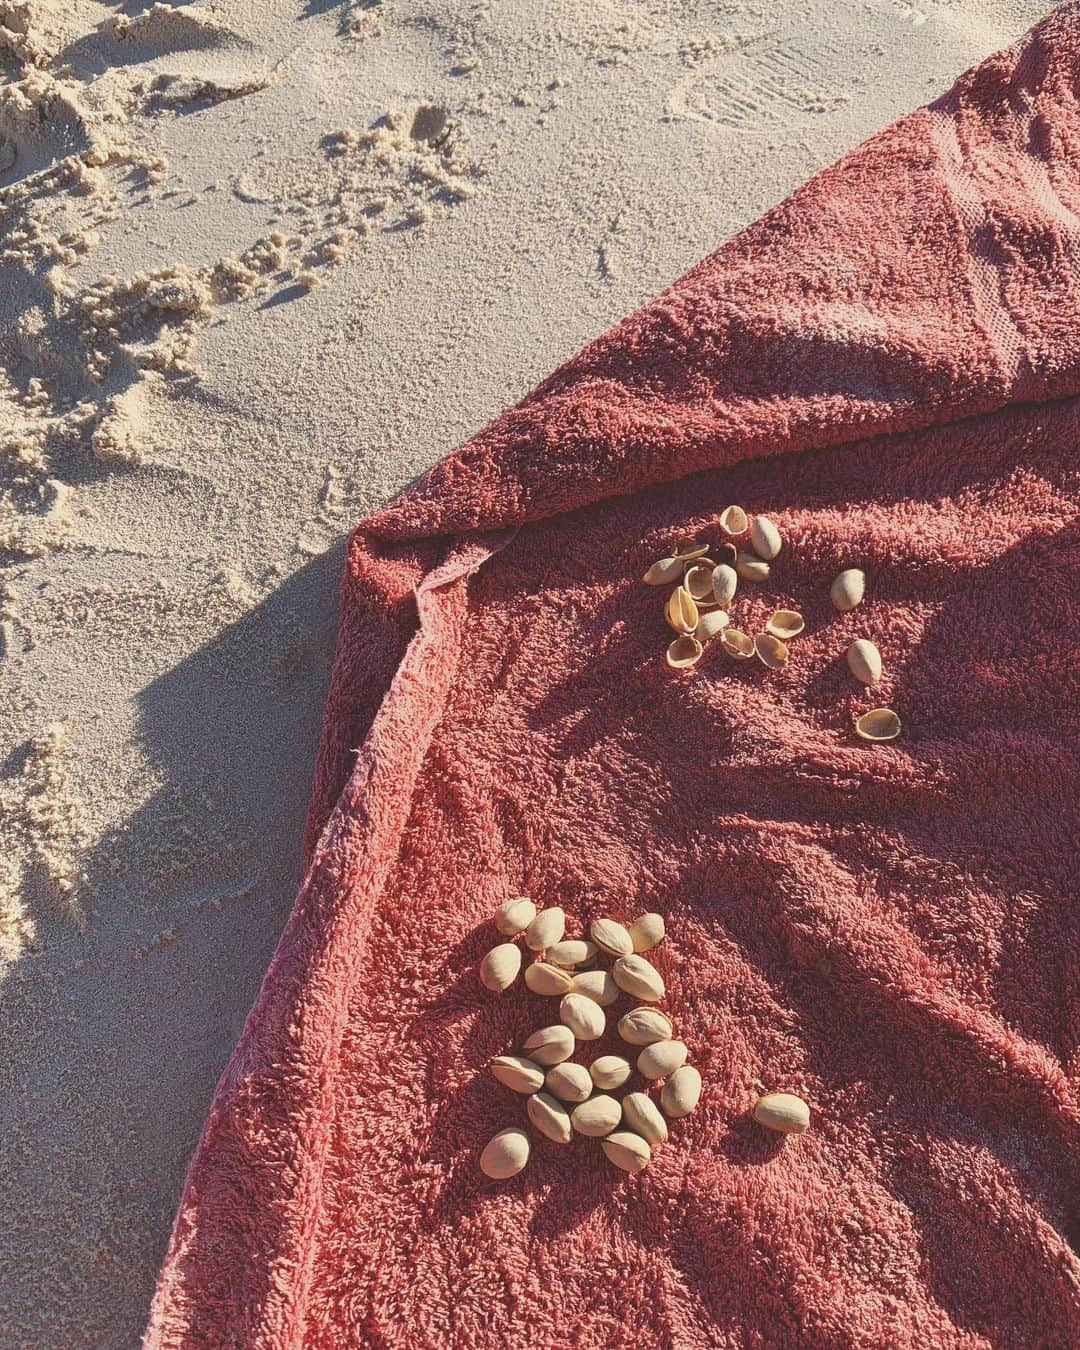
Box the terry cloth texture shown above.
[147,6,1080,1347]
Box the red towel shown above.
[147,7,1080,1345]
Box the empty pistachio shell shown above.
[754,632,789,670]
[525,906,565,952]
[660,1064,702,1118]
[570,969,619,1007]
[547,939,597,968]
[721,628,754,660]
[590,1055,632,1090]
[714,541,738,567]
[637,1040,688,1080]
[622,1092,669,1146]
[571,1093,622,1137]
[612,954,665,1002]
[544,1061,593,1103]
[601,1130,652,1173]
[750,514,782,560]
[479,943,522,992]
[855,707,901,742]
[718,505,748,535]
[847,639,882,684]
[618,1008,673,1046]
[683,563,715,603]
[559,992,606,1040]
[695,609,729,643]
[674,541,711,560]
[629,912,665,953]
[527,1090,573,1143]
[666,635,703,670]
[493,896,536,936]
[766,610,804,639]
[479,1127,529,1179]
[525,961,575,997]
[490,1055,544,1094]
[830,567,865,611]
[590,917,634,958]
[736,552,770,582]
[522,1024,576,1066]
[752,1092,811,1134]
[711,563,738,606]
[643,556,684,586]
[665,585,699,635]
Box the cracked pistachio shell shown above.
[527,1090,573,1143]
[590,1055,632,1090]
[490,1055,544,1094]
[629,912,665,953]
[856,707,901,742]
[665,585,699,635]
[602,1130,652,1173]
[618,1008,673,1046]
[711,563,738,607]
[524,961,574,997]
[643,556,684,586]
[612,954,665,1002]
[750,514,782,560]
[752,1092,811,1135]
[493,896,536,936]
[544,1061,593,1103]
[479,1127,529,1179]
[570,969,619,1007]
[766,610,804,639]
[525,906,565,951]
[622,1092,669,1146]
[830,568,865,611]
[660,1065,702,1119]
[547,939,598,968]
[522,1024,575,1066]
[674,541,711,560]
[736,552,770,582]
[637,1040,688,1080]
[683,564,715,602]
[721,628,754,659]
[847,639,882,685]
[666,635,703,669]
[571,1093,622,1137]
[479,943,522,992]
[559,992,606,1040]
[754,632,789,670]
[718,505,748,536]
[590,917,634,958]
[696,609,729,643]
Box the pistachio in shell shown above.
[571,1093,622,1137]
[629,912,665,953]
[660,1065,702,1119]
[590,917,635,957]
[847,638,882,685]
[479,1127,530,1178]
[750,514,782,561]
[493,896,536,936]
[752,1092,811,1135]
[527,1091,572,1144]
[711,563,738,607]
[643,556,684,586]
[696,609,729,643]
[525,906,565,951]
[637,1040,688,1080]
[544,1061,593,1103]
[524,961,574,997]
[601,1130,652,1173]
[621,1092,669,1146]
[589,1055,632,1090]
[570,969,619,1007]
[522,1024,576,1066]
[490,1055,544,1094]
[479,943,522,992]
[618,1007,673,1046]
[830,567,865,611]
[736,552,770,582]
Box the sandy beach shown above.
[0,0,1053,1343]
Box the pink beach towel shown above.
[148,7,1080,1346]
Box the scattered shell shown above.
[643,557,684,586]
[666,635,704,670]
[629,912,665,953]
[637,1040,688,1080]
[622,1092,669,1146]
[522,1024,576,1067]
[665,585,699,635]
[695,609,729,643]
[847,639,882,685]
[479,1127,529,1179]
[830,568,865,611]
[711,563,738,607]
[736,552,770,582]
[525,906,565,952]
[752,1092,811,1135]
[590,918,634,958]
[750,515,782,561]
[570,969,619,1007]
[660,1065,702,1118]
[618,1008,673,1046]
[490,1055,544,1094]
[855,707,901,742]
[493,897,536,937]
[714,541,738,567]
[544,1061,593,1103]
[547,939,597,968]
[571,1094,622,1137]
[590,1055,632,1090]
[718,505,748,536]
[524,961,575,997]
[721,628,754,660]
[754,633,789,670]
[766,610,804,639]
[601,1130,652,1173]
[612,954,665,1002]
[479,943,522,992]
[674,541,711,561]
[527,1091,573,1144]
[683,564,715,603]
[559,992,606,1040]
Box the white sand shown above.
[0,0,1052,1340]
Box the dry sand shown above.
[0,0,1053,1343]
